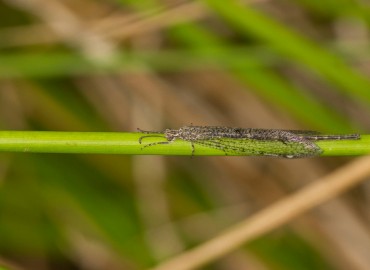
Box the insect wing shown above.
[193,138,322,158]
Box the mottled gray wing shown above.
[192,138,322,158]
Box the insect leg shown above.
[138,134,166,144]
[141,140,171,149]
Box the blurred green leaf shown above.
[204,0,370,105]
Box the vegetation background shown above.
[0,0,370,269]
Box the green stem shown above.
[0,131,368,157]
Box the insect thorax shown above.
[163,129,179,141]
[179,127,202,141]
[164,126,208,141]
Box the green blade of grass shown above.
[204,0,370,104]
[0,49,267,78]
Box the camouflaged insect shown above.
[138,126,360,158]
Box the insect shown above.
[137,126,360,158]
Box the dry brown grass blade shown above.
[152,156,370,270]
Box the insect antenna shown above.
[137,128,163,134]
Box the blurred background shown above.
[0,0,370,269]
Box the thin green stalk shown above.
[0,131,368,157]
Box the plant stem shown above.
[0,131,368,157]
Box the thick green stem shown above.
[0,131,368,157]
